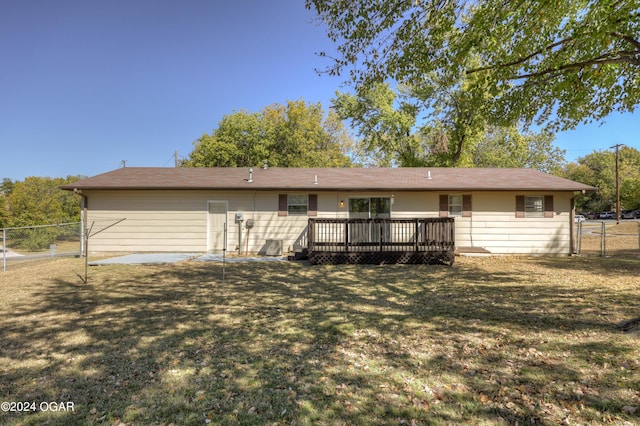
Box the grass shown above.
[1,255,639,425]
[579,221,640,258]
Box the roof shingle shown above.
[61,167,596,192]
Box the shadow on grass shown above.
[1,257,639,425]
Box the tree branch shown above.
[611,31,640,50]
[507,51,640,81]
[466,37,575,75]
[466,31,640,77]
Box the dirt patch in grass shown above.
[1,256,639,425]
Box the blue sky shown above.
[2,0,638,181]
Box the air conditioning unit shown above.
[264,239,283,256]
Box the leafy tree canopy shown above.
[1,176,83,228]
[563,146,640,212]
[332,82,566,171]
[307,0,640,131]
[472,127,566,174]
[183,100,355,168]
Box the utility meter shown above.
[235,211,244,222]
[246,219,255,229]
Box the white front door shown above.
[208,201,227,252]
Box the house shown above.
[61,167,595,257]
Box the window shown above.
[348,197,391,219]
[287,194,308,215]
[439,194,472,217]
[525,196,544,217]
[448,195,463,216]
[516,195,554,218]
[278,194,317,217]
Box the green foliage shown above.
[621,178,640,210]
[307,0,640,131]
[1,176,83,228]
[332,82,566,169]
[0,178,14,228]
[12,227,58,251]
[472,127,566,174]
[332,83,425,166]
[564,147,640,212]
[183,100,355,168]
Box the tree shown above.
[332,82,425,166]
[563,146,640,212]
[0,179,14,227]
[472,127,566,174]
[332,82,566,170]
[307,0,640,131]
[183,100,355,168]
[2,176,82,228]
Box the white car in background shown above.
[574,214,586,223]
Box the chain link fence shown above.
[575,220,640,258]
[2,222,83,271]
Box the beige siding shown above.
[84,189,574,255]
[85,190,209,252]
[448,191,572,254]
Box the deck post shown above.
[308,219,314,252]
[344,220,349,253]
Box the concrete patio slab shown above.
[195,254,287,263]
[89,253,200,265]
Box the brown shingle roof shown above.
[61,167,596,192]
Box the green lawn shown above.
[0,256,639,425]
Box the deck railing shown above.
[307,217,455,253]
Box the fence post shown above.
[576,221,582,255]
[601,221,606,257]
[577,222,584,256]
[80,217,84,256]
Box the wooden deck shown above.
[307,218,455,265]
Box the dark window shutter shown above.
[515,195,525,218]
[278,194,287,217]
[544,195,554,218]
[308,194,318,217]
[439,194,448,217]
[462,195,472,217]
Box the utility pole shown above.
[610,144,624,224]
[174,150,179,168]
